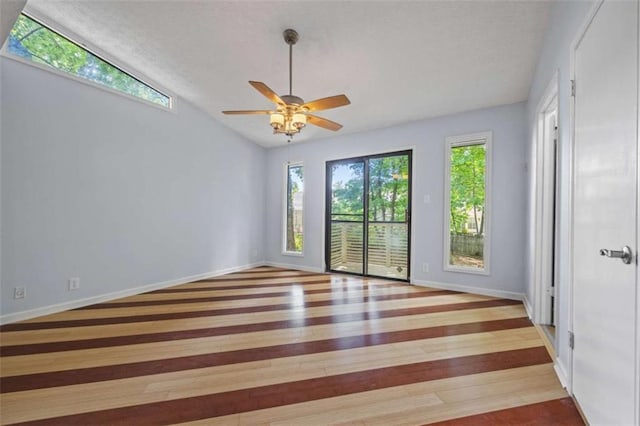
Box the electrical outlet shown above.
[13,287,26,299]
[424,194,431,204]
[68,277,80,291]
[422,263,429,273]
[251,248,258,259]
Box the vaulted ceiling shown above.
[25,1,551,148]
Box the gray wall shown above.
[1,57,266,320]
[0,0,26,47]
[265,102,527,298]
[524,0,596,384]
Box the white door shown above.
[572,1,639,425]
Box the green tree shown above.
[331,163,364,219]
[10,14,86,73]
[368,156,409,222]
[286,165,303,252]
[330,157,409,222]
[449,144,485,234]
[8,14,169,107]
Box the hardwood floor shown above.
[0,267,583,425]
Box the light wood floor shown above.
[0,267,583,425]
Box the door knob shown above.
[599,246,633,264]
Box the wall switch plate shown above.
[68,277,80,291]
[424,194,431,204]
[13,287,26,299]
[422,263,429,273]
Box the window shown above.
[6,13,171,108]
[284,163,304,254]
[444,131,492,274]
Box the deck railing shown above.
[330,222,408,271]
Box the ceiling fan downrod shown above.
[283,29,298,96]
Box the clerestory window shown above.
[5,13,171,108]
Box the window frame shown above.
[282,161,305,256]
[443,131,492,275]
[1,11,174,111]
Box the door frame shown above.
[568,1,640,419]
[636,2,640,420]
[566,0,600,394]
[532,72,559,333]
[324,149,413,281]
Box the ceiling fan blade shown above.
[307,114,343,131]
[249,81,285,106]
[222,110,273,115]
[302,94,350,112]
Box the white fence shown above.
[330,222,408,274]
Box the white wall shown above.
[0,0,26,47]
[524,0,596,385]
[1,57,266,321]
[265,102,527,298]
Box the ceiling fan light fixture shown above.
[292,112,306,129]
[270,113,285,130]
[283,114,301,136]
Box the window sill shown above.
[443,265,490,276]
[282,251,304,257]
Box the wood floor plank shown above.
[150,278,395,293]
[4,347,552,425]
[198,271,321,281]
[266,368,563,426]
[0,267,582,425]
[175,275,393,290]
[110,277,338,301]
[429,397,582,425]
[89,282,412,306]
[1,317,533,392]
[177,364,557,426]
[1,305,527,377]
[0,298,519,353]
[3,286,454,327]
[77,287,444,310]
[0,329,544,424]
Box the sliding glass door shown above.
[326,150,411,281]
[327,159,365,274]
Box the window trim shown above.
[282,161,305,256]
[1,11,175,111]
[443,131,492,275]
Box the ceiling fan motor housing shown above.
[281,95,304,106]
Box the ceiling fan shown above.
[222,29,350,138]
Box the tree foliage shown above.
[330,155,409,222]
[286,165,303,252]
[368,156,409,222]
[449,144,486,235]
[8,14,169,107]
[331,163,364,220]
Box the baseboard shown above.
[554,358,571,391]
[264,261,324,274]
[0,261,265,325]
[523,294,534,320]
[411,278,524,301]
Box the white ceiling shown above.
[25,0,551,148]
